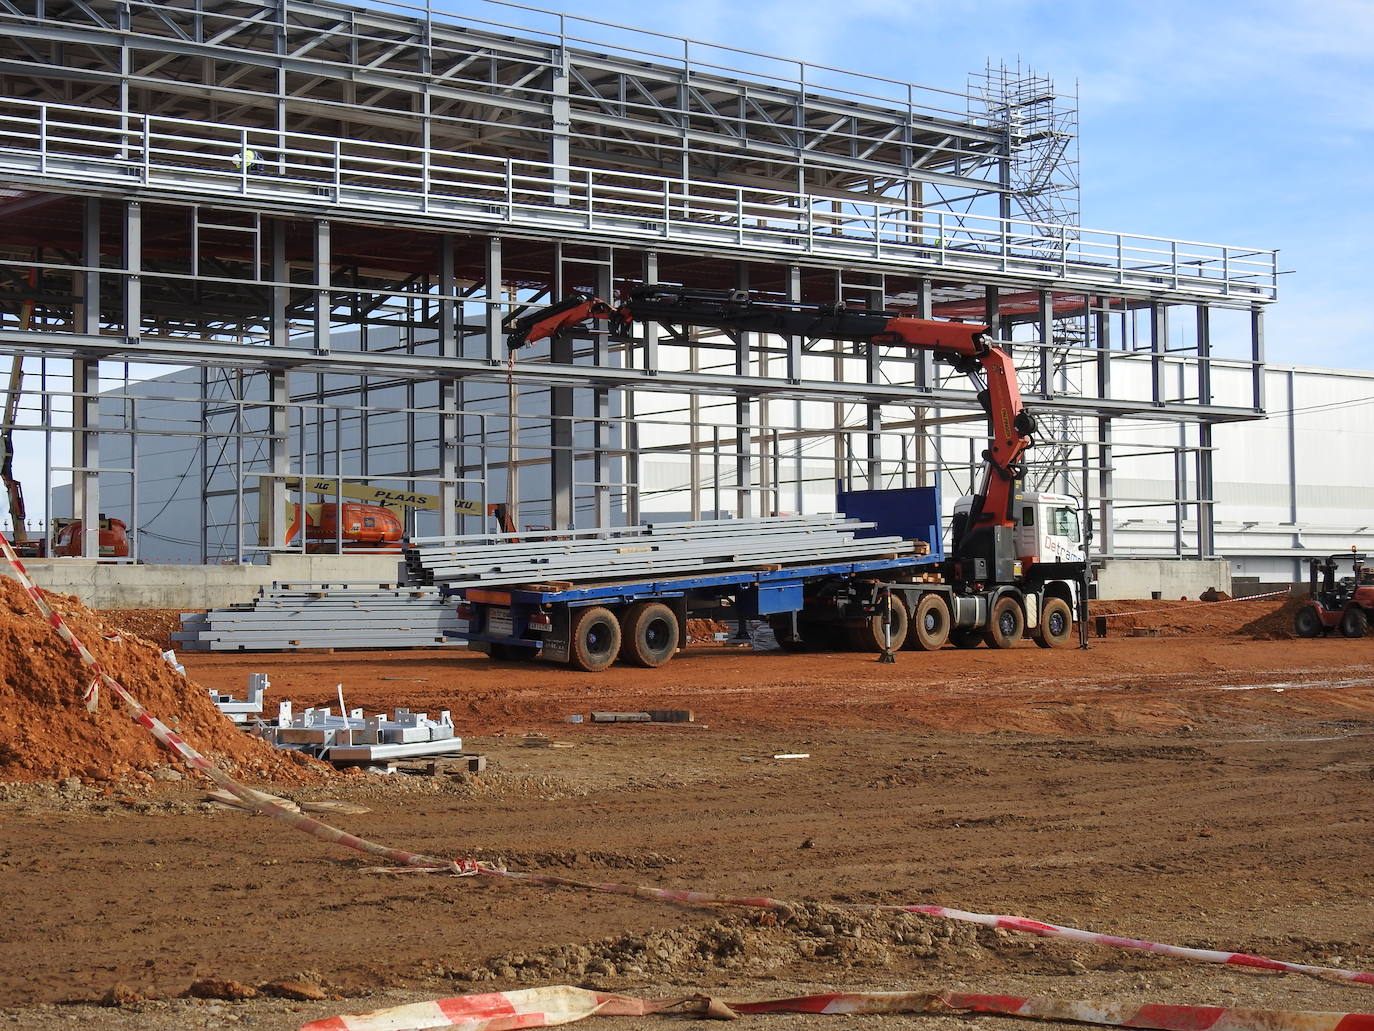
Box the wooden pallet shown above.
[390,752,487,776]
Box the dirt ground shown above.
[3,598,1374,1031]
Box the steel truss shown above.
[0,0,1273,563]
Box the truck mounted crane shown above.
[461,284,1089,667]
[509,285,1044,575]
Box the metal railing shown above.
[0,97,1278,302]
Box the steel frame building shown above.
[0,0,1277,563]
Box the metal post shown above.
[314,219,331,354]
[1097,416,1114,557]
[1250,305,1266,413]
[122,200,140,338]
[550,246,575,528]
[438,234,460,537]
[263,369,289,549]
[1196,304,1212,406]
[77,197,100,336]
[592,254,613,527]
[1150,302,1167,406]
[72,359,100,557]
[1037,289,1052,398]
[1197,421,1215,559]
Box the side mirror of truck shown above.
[1084,512,1095,546]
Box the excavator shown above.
[505,284,1088,652]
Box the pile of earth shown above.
[1088,595,1291,637]
[1238,594,1309,640]
[0,576,329,785]
[94,608,194,651]
[685,618,731,644]
[453,903,1098,984]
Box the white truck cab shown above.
[954,491,1086,566]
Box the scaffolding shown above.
[0,0,1274,564]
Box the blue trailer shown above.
[436,485,1074,671]
[442,484,1086,670]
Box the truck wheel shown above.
[949,628,983,649]
[568,606,621,672]
[1293,605,1323,638]
[619,601,680,667]
[1034,597,1075,649]
[847,596,909,652]
[905,594,951,651]
[983,596,1025,649]
[1339,607,1369,639]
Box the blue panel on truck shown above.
[757,583,803,614]
[837,485,943,557]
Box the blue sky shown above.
[461,0,1372,369]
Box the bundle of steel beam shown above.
[252,702,461,765]
[174,582,464,651]
[404,514,922,588]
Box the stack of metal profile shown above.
[252,701,461,765]
[404,514,921,588]
[173,581,464,652]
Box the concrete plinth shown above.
[1094,558,1232,601]
[3,554,408,610]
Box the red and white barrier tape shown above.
[3,531,1370,997]
[1098,588,1291,619]
[302,984,1374,1031]
[0,531,465,874]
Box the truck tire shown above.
[846,595,908,652]
[1293,605,1324,638]
[619,601,679,667]
[905,594,951,651]
[949,628,983,649]
[983,595,1025,649]
[1033,597,1075,649]
[1339,607,1369,639]
[568,606,621,672]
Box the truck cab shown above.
[955,491,1085,568]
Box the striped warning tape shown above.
[0,530,465,874]
[1098,588,1291,619]
[3,531,1371,997]
[302,984,1374,1031]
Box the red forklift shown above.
[1294,551,1374,638]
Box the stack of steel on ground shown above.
[174,582,464,652]
[253,702,461,765]
[404,514,924,588]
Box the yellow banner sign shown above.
[266,476,483,514]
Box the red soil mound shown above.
[1238,594,1308,640]
[94,608,193,651]
[685,618,731,644]
[0,576,328,785]
[1088,594,1292,637]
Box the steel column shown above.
[71,358,100,557]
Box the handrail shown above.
[0,96,1278,302]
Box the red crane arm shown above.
[872,317,1035,534]
[505,287,1036,535]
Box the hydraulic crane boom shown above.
[505,285,1037,553]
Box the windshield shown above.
[1050,506,1080,541]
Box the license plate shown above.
[487,607,514,638]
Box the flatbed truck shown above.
[444,483,1087,671]
[437,284,1090,671]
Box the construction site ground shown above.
[3,596,1374,1030]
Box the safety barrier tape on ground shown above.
[302,984,1374,1031]
[1098,588,1292,619]
[3,530,1371,1000]
[369,865,1374,988]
